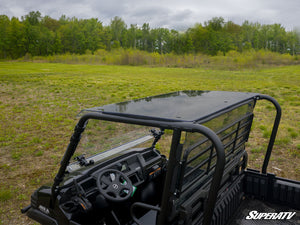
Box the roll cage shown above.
[51,91,281,225]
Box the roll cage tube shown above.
[51,112,225,225]
[157,127,225,225]
[256,94,282,174]
[51,121,88,207]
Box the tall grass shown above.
[27,49,300,69]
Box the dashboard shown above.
[58,148,166,223]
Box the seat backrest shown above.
[162,101,255,225]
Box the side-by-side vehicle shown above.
[22,90,300,224]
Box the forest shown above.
[0,11,300,59]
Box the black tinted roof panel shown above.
[83,91,258,122]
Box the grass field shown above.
[0,62,299,224]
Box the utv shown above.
[22,90,299,225]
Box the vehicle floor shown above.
[227,197,300,225]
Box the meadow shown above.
[0,62,299,224]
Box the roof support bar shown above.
[256,95,282,174]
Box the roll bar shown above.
[256,95,282,174]
[51,93,281,224]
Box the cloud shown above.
[1,0,300,30]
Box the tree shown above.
[153,28,170,54]
[41,16,60,31]
[110,16,127,47]
[286,30,299,55]
[0,15,10,58]
[1,12,299,59]
[167,29,178,53]
[269,24,286,53]
[224,21,242,51]
[81,18,105,52]
[102,26,112,50]
[22,19,41,55]
[188,23,209,53]
[127,24,140,49]
[58,17,85,54]
[258,25,269,50]
[206,17,225,31]
[23,11,41,26]
[141,23,151,51]
[8,17,26,58]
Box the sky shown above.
[1,0,300,31]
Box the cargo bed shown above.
[229,198,300,225]
[211,169,300,225]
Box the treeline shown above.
[0,11,300,59]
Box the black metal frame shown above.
[257,95,282,174]
[50,93,281,225]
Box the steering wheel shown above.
[97,169,133,202]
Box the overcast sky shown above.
[1,0,300,30]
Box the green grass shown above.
[0,188,13,202]
[0,62,300,224]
